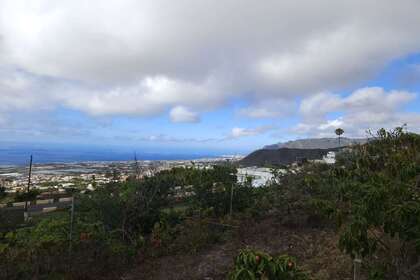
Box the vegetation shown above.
[14,189,41,202]
[335,127,344,145]
[0,127,419,279]
[0,185,5,199]
[308,127,420,279]
[236,126,420,279]
[228,249,308,280]
[0,163,254,279]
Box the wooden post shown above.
[24,155,33,222]
[353,257,362,280]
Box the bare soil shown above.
[122,216,353,280]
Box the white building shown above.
[323,151,336,164]
[237,167,274,187]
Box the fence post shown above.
[354,257,362,280]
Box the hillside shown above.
[240,147,340,167]
[264,137,366,150]
[124,216,352,280]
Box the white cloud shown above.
[135,134,214,143]
[63,75,223,117]
[1,0,420,132]
[318,119,344,130]
[299,92,342,120]
[294,87,419,137]
[169,106,200,123]
[239,98,297,118]
[229,126,273,139]
[0,69,222,118]
[255,24,415,94]
[0,67,59,113]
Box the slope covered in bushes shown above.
[1,127,419,280]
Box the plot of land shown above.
[123,216,353,280]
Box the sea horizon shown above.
[0,146,234,166]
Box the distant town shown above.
[0,150,338,195]
[0,156,245,195]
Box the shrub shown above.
[228,249,308,280]
[308,127,420,278]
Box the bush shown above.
[228,249,308,280]
[308,127,420,279]
[168,218,224,254]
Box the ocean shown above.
[0,145,214,166]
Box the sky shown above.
[1,0,420,156]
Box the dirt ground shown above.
[121,216,354,280]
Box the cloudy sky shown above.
[1,0,420,155]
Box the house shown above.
[323,151,336,164]
[237,167,275,187]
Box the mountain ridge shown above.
[240,137,367,167]
[263,137,367,150]
[239,147,341,167]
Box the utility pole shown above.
[68,195,75,259]
[229,169,238,219]
[229,183,234,218]
[24,155,33,222]
[134,152,140,180]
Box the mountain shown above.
[240,147,341,167]
[240,137,367,167]
[263,137,367,150]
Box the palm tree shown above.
[335,128,344,146]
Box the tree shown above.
[311,127,420,278]
[335,128,344,145]
[15,189,40,201]
[91,175,97,188]
[0,185,6,199]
